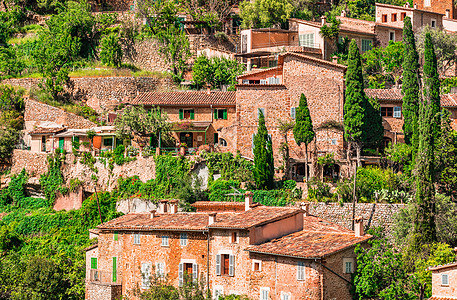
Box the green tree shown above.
[239,0,294,28]
[192,54,212,89]
[402,16,420,147]
[99,33,123,67]
[0,127,20,164]
[293,94,315,180]
[0,46,24,78]
[192,55,245,90]
[253,109,274,190]
[413,32,439,247]
[364,97,384,149]
[344,39,369,167]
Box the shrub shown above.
[99,33,123,67]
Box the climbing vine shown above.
[40,154,67,205]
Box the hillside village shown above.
[1,0,457,299]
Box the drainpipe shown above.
[206,229,210,295]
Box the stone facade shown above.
[430,263,457,299]
[309,202,405,233]
[10,149,49,176]
[414,0,456,19]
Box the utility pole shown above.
[351,162,357,230]
[94,183,103,224]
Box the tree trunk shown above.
[352,163,357,230]
[355,143,362,168]
[346,142,353,177]
[305,143,308,181]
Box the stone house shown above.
[413,0,457,20]
[429,262,457,300]
[129,91,236,153]
[365,88,457,147]
[85,194,371,300]
[236,52,347,180]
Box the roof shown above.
[365,89,402,101]
[428,298,457,300]
[428,261,457,271]
[130,91,236,106]
[192,201,248,212]
[29,127,66,135]
[97,212,236,231]
[172,121,212,132]
[289,18,376,36]
[279,52,347,70]
[375,2,444,15]
[208,206,301,229]
[245,215,371,259]
[250,28,297,33]
[237,67,282,79]
[55,129,89,137]
[441,93,457,107]
[84,244,98,251]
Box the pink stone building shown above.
[429,262,457,300]
[85,195,371,300]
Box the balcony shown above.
[89,269,122,285]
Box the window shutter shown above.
[297,261,305,280]
[252,134,255,151]
[214,109,218,119]
[179,263,184,286]
[179,109,184,120]
[190,109,195,120]
[112,257,117,282]
[223,109,227,120]
[216,254,221,275]
[229,255,235,276]
[114,231,118,241]
[192,263,198,282]
[91,257,97,269]
[291,107,296,119]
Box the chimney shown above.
[321,15,327,26]
[206,84,211,95]
[150,210,156,219]
[169,200,178,214]
[354,217,364,237]
[300,202,310,216]
[446,9,450,18]
[414,3,417,9]
[158,200,168,213]
[245,191,253,211]
[208,212,217,225]
[341,9,347,17]
[404,2,410,8]
[332,55,338,64]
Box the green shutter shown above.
[91,257,97,269]
[114,231,118,241]
[179,109,184,120]
[73,136,80,149]
[190,109,195,120]
[112,257,117,282]
[223,109,227,120]
[59,137,64,150]
[214,109,218,119]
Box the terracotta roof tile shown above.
[428,297,457,300]
[279,52,347,70]
[208,206,301,229]
[29,127,66,135]
[441,93,457,107]
[97,212,236,231]
[246,216,371,259]
[365,89,403,101]
[130,91,236,106]
[429,261,457,271]
[237,67,282,79]
[192,201,248,212]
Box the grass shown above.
[68,67,170,78]
[7,34,38,46]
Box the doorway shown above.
[180,132,193,147]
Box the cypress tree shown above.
[364,97,384,149]
[413,32,438,246]
[253,109,274,189]
[401,16,420,147]
[344,39,368,167]
[293,94,315,180]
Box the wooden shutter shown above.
[179,263,184,286]
[214,109,218,119]
[192,263,198,282]
[223,109,227,120]
[114,231,118,241]
[216,254,221,275]
[291,107,296,119]
[91,257,97,269]
[190,109,195,120]
[59,137,64,150]
[179,109,184,120]
[229,255,235,276]
[112,257,117,282]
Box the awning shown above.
[172,121,211,132]
[235,51,274,58]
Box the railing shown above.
[160,147,198,155]
[89,269,122,285]
[247,40,321,51]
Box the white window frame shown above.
[424,0,431,7]
[389,31,395,41]
[343,258,355,274]
[260,287,270,300]
[280,292,291,300]
[361,39,372,53]
[161,235,169,247]
[393,106,402,118]
[180,233,188,246]
[442,273,449,286]
[291,107,296,119]
[331,139,337,145]
[141,262,152,289]
[299,33,314,47]
[297,261,305,280]
[252,259,262,272]
[431,18,436,28]
[134,233,141,245]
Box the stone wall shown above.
[309,202,405,233]
[53,187,85,211]
[10,149,49,176]
[85,282,122,300]
[121,39,171,73]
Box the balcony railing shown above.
[89,269,122,285]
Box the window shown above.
[431,19,436,28]
[91,257,98,269]
[442,274,449,285]
[291,107,297,119]
[389,31,395,41]
[391,13,397,22]
[260,79,267,84]
[257,108,266,119]
[58,137,64,150]
[361,39,372,53]
[180,233,188,246]
[156,262,165,277]
[269,60,278,68]
[141,262,152,289]
[72,136,80,149]
[281,292,291,300]
[216,254,235,276]
[114,231,118,241]
[267,77,280,84]
[231,231,238,243]
[393,106,402,118]
[214,133,219,145]
[252,260,262,272]
[401,12,406,21]
[179,263,198,286]
[260,288,269,300]
[331,139,337,145]
[134,233,141,245]
[214,109,228,120]
[179,109,195,120]
[219,138,227,146]
[162,235,169,246]
[382,14,387,22]
[103,138,113,147]
[297,261,305,280]
[299,33,314,47]
[424,0,430,6]
[381,107,393,117]
[112,257,117,282]
[41,136,46,152]
[343,258,355,273]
